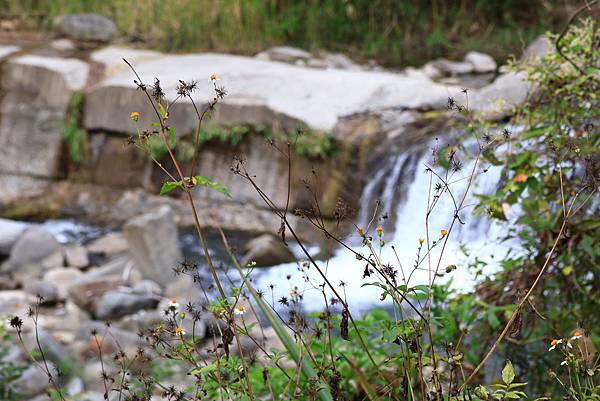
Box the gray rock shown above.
[469,72,532,120]
[80,321,144,350]
[464,51,497,73]
[86,232,128,256]
[8,226,60,265]
[41,250,65,270]
[81,361,117,393]
[85,47,456,134]
[24,280,60,304]
[325,53,360,70]
[132,279,162,296]
[43,267,83,299]
[241,234,295,267]
[164,276,200,301]
[64,245,89,269]
[0,218,28,255]
[0,340,25,364]
[35,300,84,334]
[0,290,27,315]
[421,63,442,80]
[66,376,85,396]
[522,35,552,63]
[67,275,124,314]
[0,275,19,290]
[0,45,20,61]
[256,46,312,63]
[54,14,118,42]
[0,175,49,206]
[0,55,89,184]
[90,46,162,79]
[306,58,329,69]
[50,38,77,53]
[124,205,182,286]
[95,290,160,320]
[24,329,68,366]
[428,58,474,75]
[9,363,58,398]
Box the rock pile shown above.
[0,207,217,400]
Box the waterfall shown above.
[254,136,513,312]
[357,150,424,234]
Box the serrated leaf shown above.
[193,175,231,198]
[160,181,181,195]
[502,360,515,385]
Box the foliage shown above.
[0,0,572,66]
[0,325,26,401]
[60,91,86,163]
[196,123,337,160]
[159,175,231,198]
[452,17,599,395]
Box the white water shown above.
[253,139,514,312]
[34,139,517,313]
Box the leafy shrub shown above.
[4,15,599,401]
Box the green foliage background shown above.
[0,0,577,66]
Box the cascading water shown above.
[357,151,422,234]
[254,136,512,312]
[31,135,514,313]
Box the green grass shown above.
[0,0,575,67]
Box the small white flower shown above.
[290,284,300,297]
[234,305,246,316]
[571,330,583,341]
[560,360,568,366]
[168,298,179,309]
[175,326,186,336]
[548,338,563,351]
[567,341,573,349]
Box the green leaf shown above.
[160,181,181,195]
[509,152,531,169]
[167,126,176,148]
[502,360,515,385]
[193,175,231,198]
[158,103,168,119]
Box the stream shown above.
[35,135,517,314]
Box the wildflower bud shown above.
[130,111,140,121]
[356,227,364,236]
[168,298,179,310]
[419,238,425,245]
[376,227,383,236]
[513,173,528,183]
[440,229,448,236]
[379,239,385,247]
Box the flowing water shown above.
[37,135,516,313]
[251,138,514,312]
